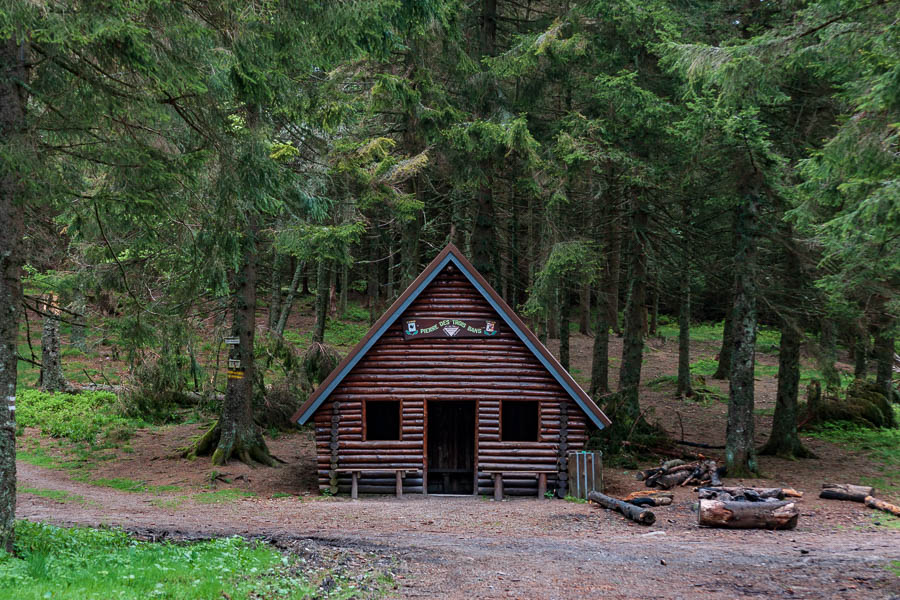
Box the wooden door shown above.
[426,401,475,494]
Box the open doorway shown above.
[426,401,475,494]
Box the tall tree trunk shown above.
[606,202,622,334]
[0,35,27,553]
[313,259,329,344]
[69,289,87,352]
[40,295,69,392]
[874,328,895,401]
[616,197,648,423]
[677,198,693,397]
[853,325,868,379]
[274,259,304,336]
[190,218,275,466]
[760,321,814,458]
[726,187,761,477]
[648,275,659,337]
[579,284,591,335]
[367,235,380,325]
[677,271,693,398]
[590,284,610,398]
[267,250,284,330]
[713,293,734,379]
[559,295,570,371]
[818,320,841,395]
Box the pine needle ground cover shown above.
[0,522,387,600]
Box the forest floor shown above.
[14,317,900,598]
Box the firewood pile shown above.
[698,486,803,503]
[636,458,721,490]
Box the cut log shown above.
[627,496,672,507]
[864,496,900,517]
[820,483,875,503]
[653,470,691,490]
[782,488,803,498]
[698,499,799,530]
[624,490,674,501]
[588,491,656,525]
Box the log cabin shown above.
[292,243,610,499]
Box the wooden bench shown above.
[334,468,421,499]
[480,470,557,501]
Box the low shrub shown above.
[16,390,146,445]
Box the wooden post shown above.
[538,473,547,499]
[493,473,503,501]
[395,471,403,498]
[422,468,427,497]
[351,471,359,500]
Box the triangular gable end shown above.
[292,243,611,429]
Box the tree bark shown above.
[40,295,69,392]
[588,491,656,525]
[726,187,760,477]
[819,320,841,395]
[559,294,570,371]
[590,283,610,398]
[313,259,328,344]
[0,35,28,553]
[853,325,868,379]
[191,218,275,466]
[274,259,304,336]
[69,289,87,352]
[713,293,734,379]
[616,197,648,425]
[606,201,622,334]
[760,320,815,459]
[873,328,894,402]
[820,483,875,502]
[698,499,799,529]
[267,250,284,330]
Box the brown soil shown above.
[16,331,900,599]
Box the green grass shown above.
[19,487,86,504]
[808,411,900,493]
[76,477,180,494]
[564,495,587,504]
[887,560,900,577]
[0,521,384,599]
[16,390,146,446]
[193,489,257,504]
[271,492,294,499]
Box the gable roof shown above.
[292,243,610,429]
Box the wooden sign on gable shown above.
[402,317,499,340]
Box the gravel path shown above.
[17,461,900,599]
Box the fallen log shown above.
[627,496,672,507]
[588,491,656,525]
[624,490,674,501]
[783,488,803,498]
[698,487,786,501]
[698,499,799,530]
[864,496,900,517]
[654,470,691,489]
[820,483,875,503]
[676,440,725,450]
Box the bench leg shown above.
[493,473,503,501]
[538,473,547,499]
[351,471,359,499]
[396,471,403,498]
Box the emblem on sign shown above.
[485,321,497,336]
[406,320,418,336]
[442,325,460,337]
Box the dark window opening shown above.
[501,401,539,441]
[365,400,401,440]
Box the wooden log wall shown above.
[314,263,590,495]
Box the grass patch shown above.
[271,492,294,499]
[808,412,900,493]
[887,561,900,577]
[16,390,146,446]
[0,521,381,599]
[193,489,257,504]
[150,496,187,510]
[19,487,85,504]
[76,477,180,494]
[564,495,587,504]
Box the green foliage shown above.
[808,408,900,488]
[563,495,587,504]
[524,241,599,319]
[16,391,145,446]
[18,487,86,505]
[0,522,352,599]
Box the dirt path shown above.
[16,460,900,599]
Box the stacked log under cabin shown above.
[293,243,610,498]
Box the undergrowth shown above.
[807,410,900,493]
[16,390,146,446]
[0,521,383,599]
